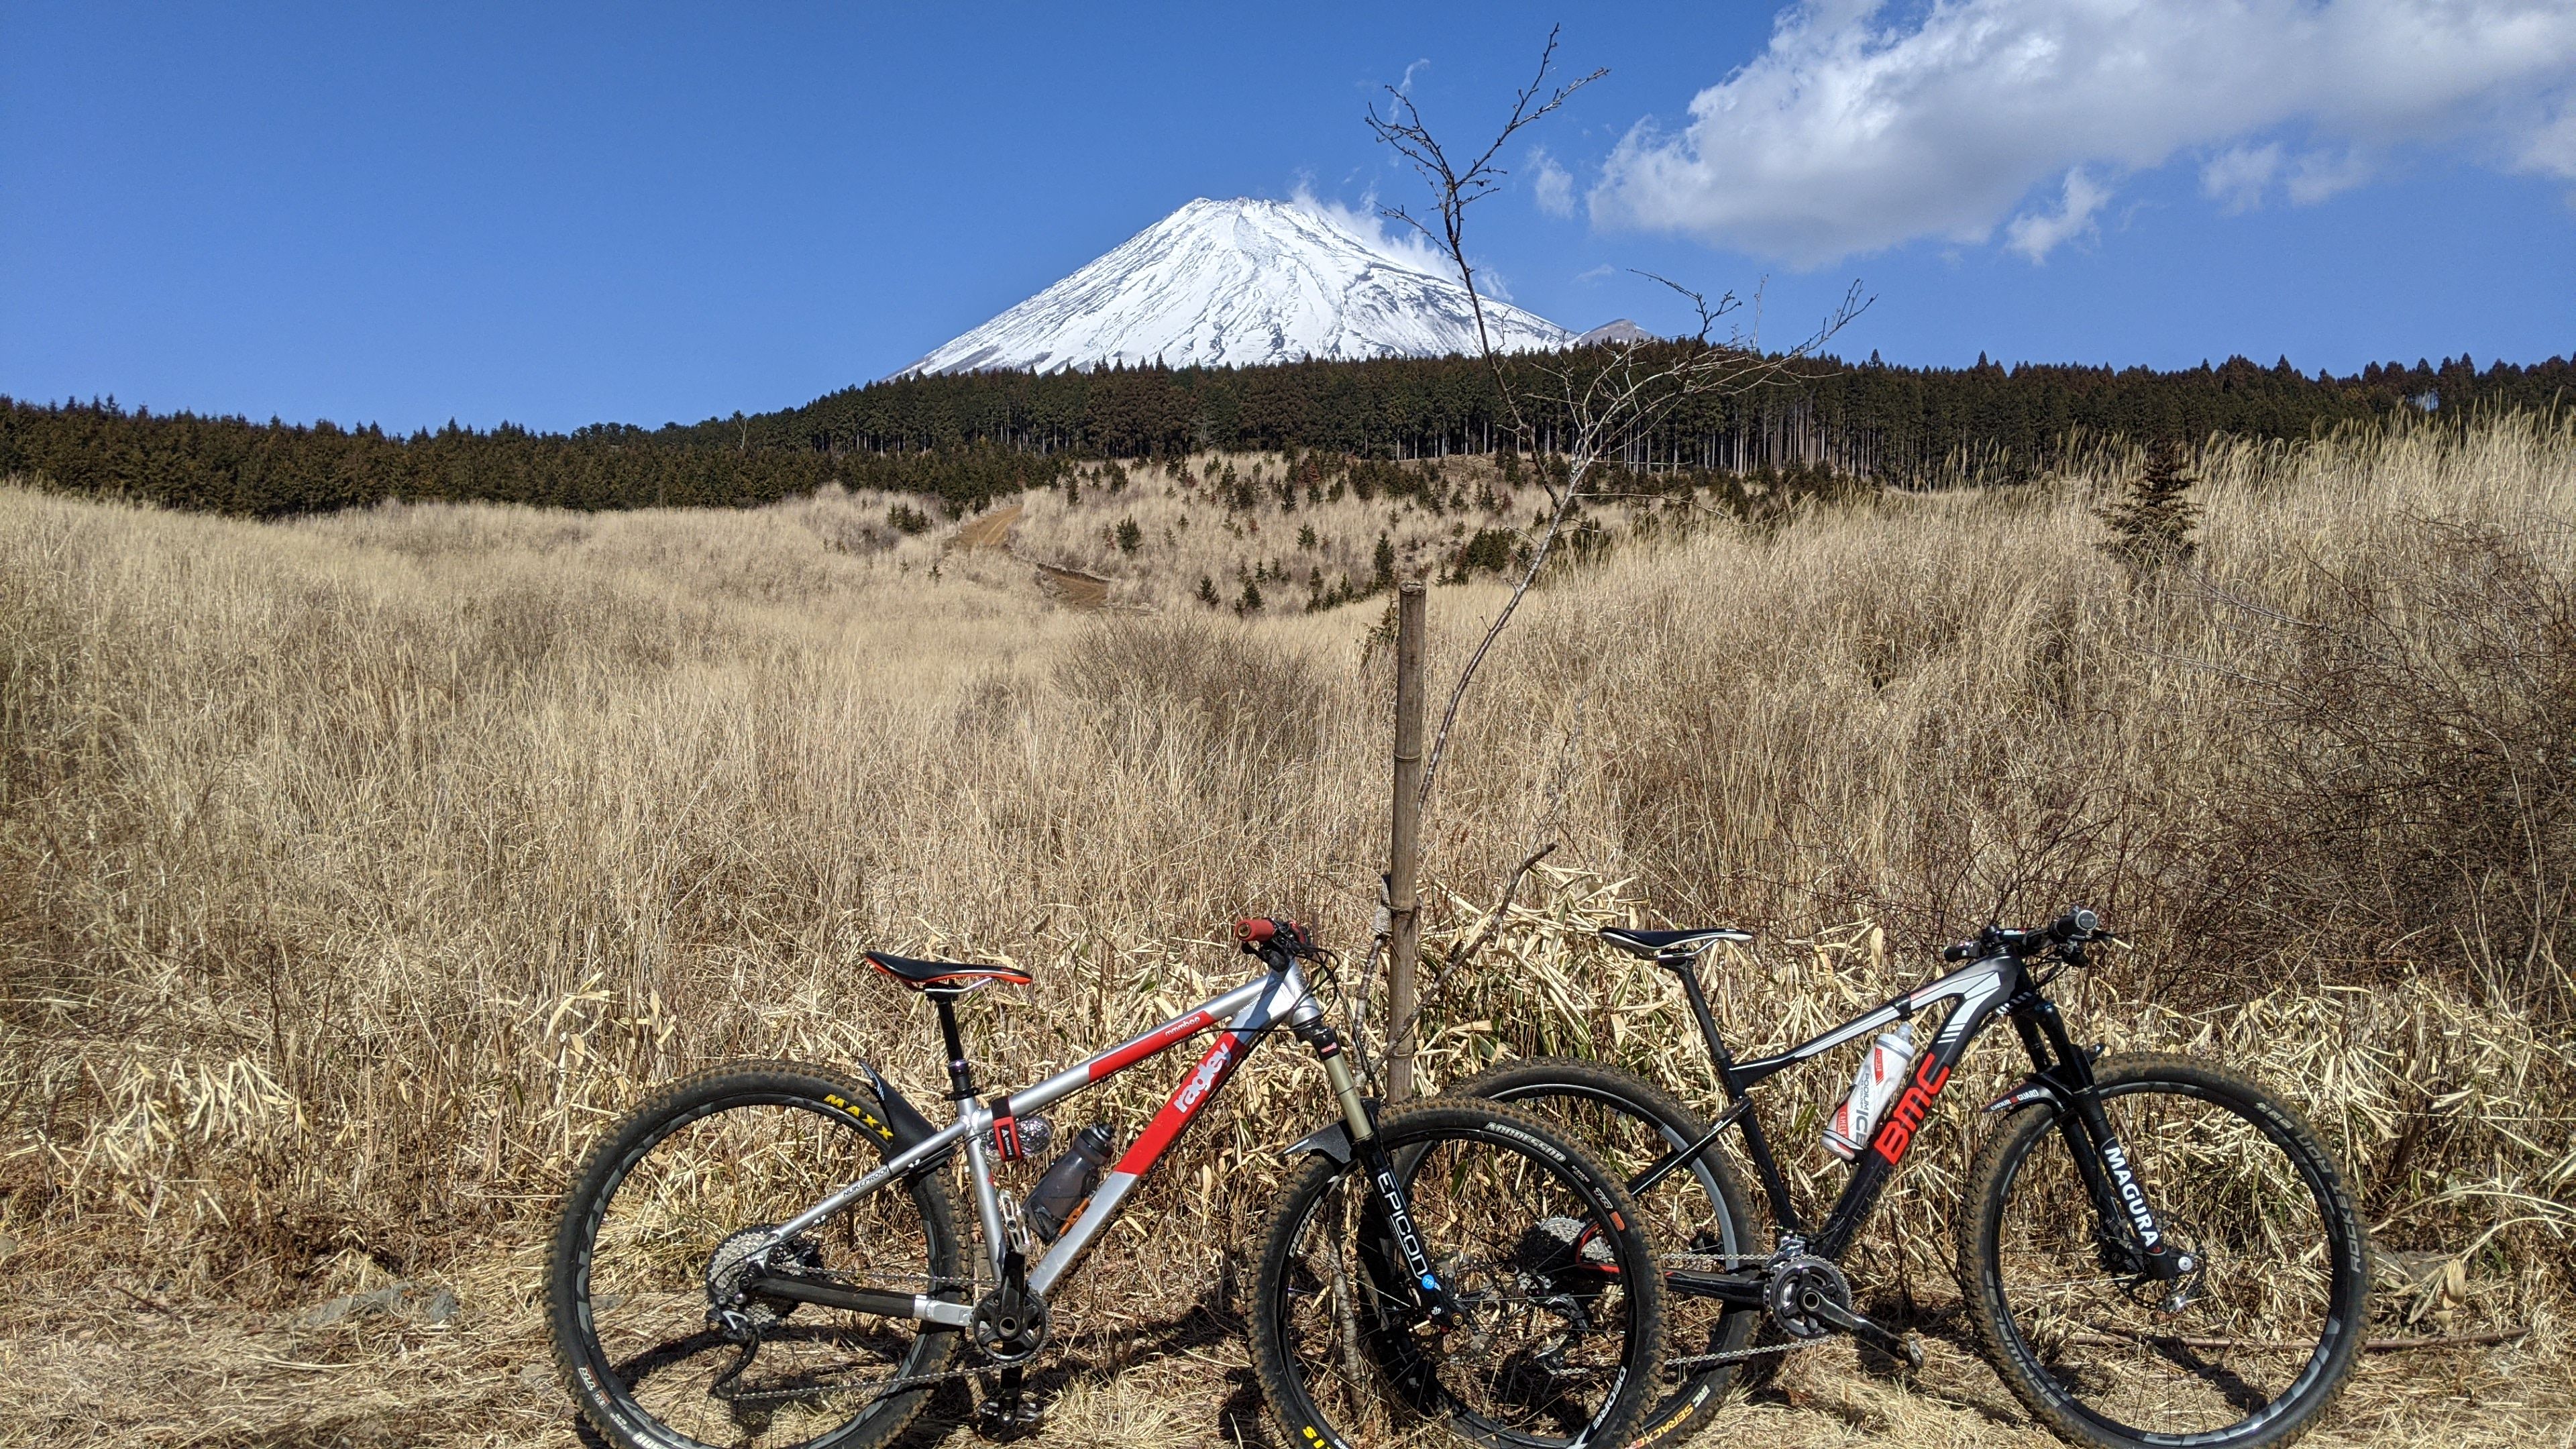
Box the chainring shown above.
[1763,1253,1854,1341]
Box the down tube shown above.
[1028,1023,1267,1294]
[1808,982,2010,1260]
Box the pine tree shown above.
[2099,440,2200,570]
[1371,532,1397,592]
[1197,574,1220,607]
[1115,517,1142,553]
[1236,579,1265,614]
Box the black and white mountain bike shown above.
[546,918,1665,1449]
[1456,908,2371,1449]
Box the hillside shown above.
[9,349,2574,521]
[3,415,2572,1444]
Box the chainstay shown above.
[708,1263,983,1407]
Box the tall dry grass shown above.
[3,415,2573,1441]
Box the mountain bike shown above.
[546,918,1666,1449]
[1454,908,2370,1449]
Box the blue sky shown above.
[5,1,2573,434]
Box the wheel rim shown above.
[1488,1085,1752,1410]
[1989,1080,2356,1444]
[1270,1131,1645,1448]
[572,1095,949,1449]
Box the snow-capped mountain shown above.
[895,198,1573,378]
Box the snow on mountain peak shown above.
[895,197,1574,378]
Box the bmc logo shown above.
[1872,1054,1953,1165]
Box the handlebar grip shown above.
[1941,943,1973,962]
[1234,918,1279,945]
[2049,907,2101,942]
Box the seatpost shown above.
[1666,953,1742,1093]
[932,994,977,1099]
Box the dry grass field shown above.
[3,415,2573,1446]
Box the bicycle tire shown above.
[547,1062,964,1449]
[1961,1053,2369,1449]
[1250,1100,1668,1449]
[1450,1057,1761,1449]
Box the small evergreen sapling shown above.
[2100,441,2200,570]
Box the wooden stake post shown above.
[1387,582,1426,1102]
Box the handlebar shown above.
[1236,916,1320,957]
[1941,906,2108,962]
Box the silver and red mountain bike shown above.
[547,918,1666,1449]
[1457,908,2371,1449]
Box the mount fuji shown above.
[895,198,1574,378]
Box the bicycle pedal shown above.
[977,1395,1044,1438]
[1896,1332,1925,1372]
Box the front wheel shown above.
[1251,1102,1666,1448]
[1962,1053,2369,1449]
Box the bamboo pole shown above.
[1387,581,1426,1102]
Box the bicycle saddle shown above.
[1598,926,1752,959]
[864,950,1034,991]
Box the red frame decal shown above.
[1872,1053,1953,1165]
[1114,1030,1246,1175]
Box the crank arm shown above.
[1805,1295,1925,1370]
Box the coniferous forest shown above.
[4,347,2567,518]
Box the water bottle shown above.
[992,1112,1054,1162]
[1823,1023,1915,1161]
[1024,1124,1116,1242]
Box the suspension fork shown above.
[1298,1018,1460,1326]
[2015,999,2187,1278]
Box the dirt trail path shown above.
[948,502,1112,610]
[951,501,1024,551]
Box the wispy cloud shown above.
[1590,0,2576,266]
[1287,182,1487,286]
[2004,168,2109,261]
[1529,147,1576,217]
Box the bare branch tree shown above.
[1363,32,1870,1076]
[1367,33,1872,807]
[1366,25,1604,448]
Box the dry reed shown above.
[2,412,2571,1445]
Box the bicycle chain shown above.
[1664,1336,1825,1370]
[1655,1252,1831,1371]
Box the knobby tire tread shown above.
[545,1060,961,1449]
[1248,1099,1668,1449]
[1958,1052,2369,1449]
[1447,1056,1761,1449]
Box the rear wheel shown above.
[1251,1101,1666,1448]
[546,1063,964,1449]
[1962,1053,2369,1449]
[1452,1057,1760,1449]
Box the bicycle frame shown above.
[1632,943,2176,1302]
[750,957,1371,1328]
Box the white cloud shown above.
[1289,183,1450,274]
[1529,147,1576,217]
[2286,148,2377,204]
[1591,0,2576,266]
[2004,168,2109,260]
[2201,144,2284,213]
[1287,182,1517,299]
